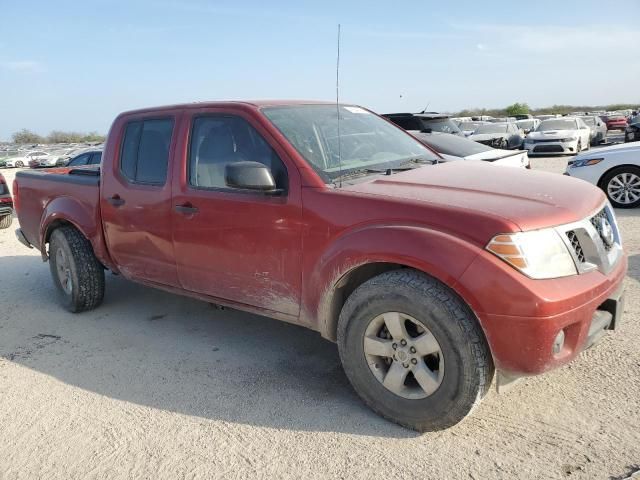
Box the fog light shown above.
[553,330,565,355]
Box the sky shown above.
[1,0,639,140]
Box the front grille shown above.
[566,231,585,262]
[590,208,613,251]
[533,145,563,153]
[530,139,558,143]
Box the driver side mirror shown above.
[225,161,279,193]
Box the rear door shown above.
[101,111,180,286]
[171,108,303,317]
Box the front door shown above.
[101,112,180,286]
[171,111,303,317]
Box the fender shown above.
[39,196,117,271]
[302,222,485,339]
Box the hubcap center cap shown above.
[396,349,408,362]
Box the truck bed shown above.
[15,167,102,254]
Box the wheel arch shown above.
[597,163,640,190]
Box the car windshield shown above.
[537,119,577,131]
[458,121,484,131]
[262,104,439,182]
[475,124,508,134]
[415,133,494,157]
[516,120,535,130]
[418,118,461,135]
[580,117,595,126]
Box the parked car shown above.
[565,142,640,208]
[515,119,540,134]
[456,121,489,137]
[65,149,102,167]
[524,117,591,155]
[625,118,640,142]
[580,116,607,145]
[383,112,464,136]
[14,100,626,432]
[600,115,628,131]
[0,172,13,229]
[411,131,529,168]
[468,122,525,149]
[5,151,51,168]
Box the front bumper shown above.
[458,244,627,378]
[524,140,578,155]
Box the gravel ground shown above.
[0,142,639,479]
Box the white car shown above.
[413,131,529,168]
[524,117,591,155]
[565,142,640,208]
[515,118,540,134]
[5,151,52,168]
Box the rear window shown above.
[120,118,174,185]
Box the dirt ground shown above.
[0,154,639,479]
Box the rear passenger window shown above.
[120,118,174,185]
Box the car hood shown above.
[342,161,605,235]
[464,149,525,162]
[527,129,577,140]
[468,133,508,141]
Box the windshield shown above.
[516,120,535,130]
[537,119,577,131]
[458,121,484,131]
[580,117,595,126]
[415,133,494,157]
[475,124,508,134]
[419,118,461,135]
[262,104,438,182]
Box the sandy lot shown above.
[0,150,639,479]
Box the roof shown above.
[118,99,338,117]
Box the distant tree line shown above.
[455,102,639,118]
[11,128,105,144]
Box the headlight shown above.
[561,137,577,142]
[486,229,577,279]
[570,157,603,168]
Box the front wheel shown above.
[337,270,493,432]
[49,226,105,312]
[15,160,24,168]
[601,166,640,208]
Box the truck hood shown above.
[342,161,605,233]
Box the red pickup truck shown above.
[14,101,627,431]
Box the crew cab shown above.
[13,101,627,432]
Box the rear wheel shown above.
[337,269,493,432]
[49,226,105,312]
[601,166,640,208]
[15,160,24,168]
[0,214,12,229]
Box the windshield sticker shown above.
[344,106,369,114]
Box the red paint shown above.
[14,101,627,378]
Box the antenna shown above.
[422,101,430,114]
[336,23,342,187]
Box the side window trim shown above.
[119,117,174,187]
[186,113,289,195]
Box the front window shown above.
[475,124,508,134]
[581,117,595,126]
[537,119,577,131]
[262,104,438,182]
[419,118,461,135]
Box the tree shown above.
[12,129,45,144]
[505,103,530,116]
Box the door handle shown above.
[107,195,125,207]
[174,203,199,215]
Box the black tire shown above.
[576,139,582,153]
[15,161,24,168]
[337,269,493,432]
[600,166,640,209]
[0,214,12,229]
[48,226,105,312]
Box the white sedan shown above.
[5,151,51,168]
[565,142,640,208]
[524,117,591,155]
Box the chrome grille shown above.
[566,231,585,263]
[590,208,613,251]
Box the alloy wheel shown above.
[608,172,640,205]
[363,311,444,399]
[55,248,73,295]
